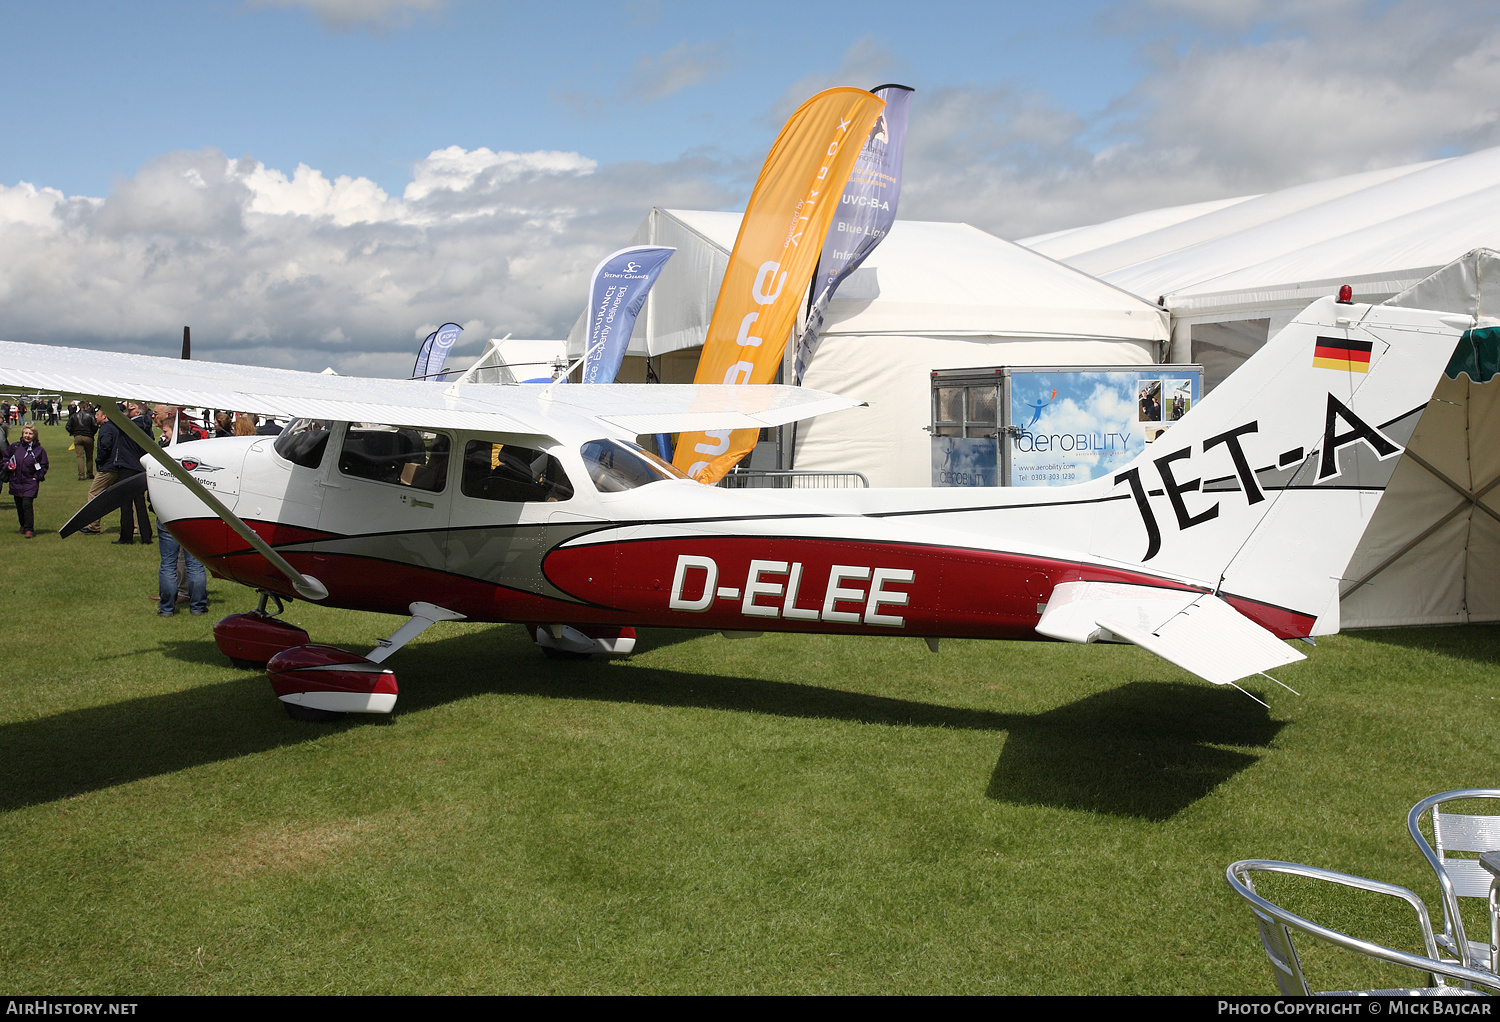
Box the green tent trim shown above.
[1446,326,1500,383]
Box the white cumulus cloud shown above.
[0,145,734,376]
[239,162,399,225]
[898,0,1500,238]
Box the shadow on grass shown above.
[0,628,1282,820]
[987,682,1280,822]
[1350,624,1500,666]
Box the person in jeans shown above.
[156,525,208,616]
[152,405,208,616]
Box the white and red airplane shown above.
[0,296,1472,719]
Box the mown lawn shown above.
[2,422,1497,994]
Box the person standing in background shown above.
[95,402,152,545]
[69,401,98,481]
[6,424,48,539]
[78,405,114,535]
[118,403,153,545]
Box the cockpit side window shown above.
[339,424,450,492]
[580,438,687,493]
[461,441,573,503]
[274,418,333,469]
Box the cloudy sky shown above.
[2,0,1497,375]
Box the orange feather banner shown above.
[674,87,886,484]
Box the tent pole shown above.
[1340,469,1500,597]
[1402,450,1500,525]
[1341,500,1471,598]
[1168,317,1191,364]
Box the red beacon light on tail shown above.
[1336,284,1354,304]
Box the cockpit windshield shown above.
[274,418,333,469]
[580,439,687,493]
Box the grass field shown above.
[2,421,1498,994]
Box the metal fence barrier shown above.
[720,470,870,489]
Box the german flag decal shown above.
[1313,336,1373,373]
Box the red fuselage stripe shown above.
[166,516,1317,641]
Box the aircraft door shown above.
[447,438,577,595]
[237,419,335,530]
[318,424,454,573]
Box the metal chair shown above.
[1226,859,1500,995]
[1409,789,1500,971]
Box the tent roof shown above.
[1020,148,1500,310]
[1020,193,1261,263]
[568,208,1168,358]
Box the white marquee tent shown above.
[1339,252,1500,628]
[1023,149,1500,629]
[1023,145,1500,388]
[567,207,1170,487]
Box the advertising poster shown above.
[1008,368,1200,486]
[412,322,463,381]
[580,245,675,385]
[792,84,913,384]
[675,87,885,483]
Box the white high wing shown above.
[0,297,1472,717]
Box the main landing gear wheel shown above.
[532,624,633,659]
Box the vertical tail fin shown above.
[1088,296,1471,634]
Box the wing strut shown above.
[97,400,329,601]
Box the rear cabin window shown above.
[461,441,574,503]
[274,418,333,469]
[339,425,450,492]
[580,439,686,492]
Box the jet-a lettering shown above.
[1116,394,1405,561]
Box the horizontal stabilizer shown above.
[1037,581,1304,686]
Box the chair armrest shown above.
[1226,859,1499,990]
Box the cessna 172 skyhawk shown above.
[0,296,1474,718]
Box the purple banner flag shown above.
[582,245,675,385]
[792,84,913,384]
[412,321,464,381]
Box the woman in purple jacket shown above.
[7,425,48,538]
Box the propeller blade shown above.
[60,472,146,538]
[181,325,190,360]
